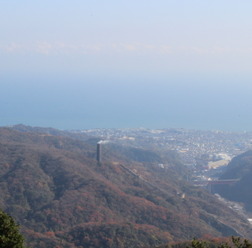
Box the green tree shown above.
[187,237,252,248]
[190,238,209,248]
[0,210,26,248]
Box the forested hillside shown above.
[0,127,251,248]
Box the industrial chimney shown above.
[97,142,102,164]
[96,140,109,165]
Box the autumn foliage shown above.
[0,126,251,247]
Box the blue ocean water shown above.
[1,76,252,132]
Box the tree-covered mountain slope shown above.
[0,127,251,248]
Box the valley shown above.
[1,125,252,247]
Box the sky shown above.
[1,1,252,131]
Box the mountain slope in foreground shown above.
[0,127,251,248]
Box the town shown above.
[77,128,252,172]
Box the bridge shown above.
[193,179,240,185]
[193,179,240,193]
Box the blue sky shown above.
[1,1,252,130]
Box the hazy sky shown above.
[1,1,252,131]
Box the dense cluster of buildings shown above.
[79,128,252,169]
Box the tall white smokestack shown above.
[97,142,102,163]
[97,140,109,164]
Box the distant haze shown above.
[1,1,252,131]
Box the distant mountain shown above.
[0,126,251,248]
[213,150,252,212]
